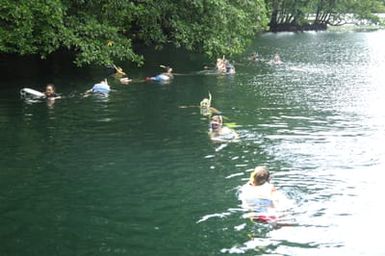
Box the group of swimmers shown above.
[37,51,281,100]
[28,65,284,225]
[198,92,239,142]
[112,64,174,85]
[215,56,236,74]
[198,93,284,224]
[248,52,283,65]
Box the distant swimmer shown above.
[111,64,134,85]
[200,92,221,117]
[209,115,239,142]
[225,60,236,74]
[238,166,281,223]
[145,65,173,82]
[215,56,236,74]
[85,79,110,96]
[248,51,259,62]
[272,52,282,65]
[216,57,227,73]
[113,64,126,77]
[119,77,133,85]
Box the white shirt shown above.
[239,182,276,212]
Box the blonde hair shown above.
[211,115,223,124]
[249,166,270,186]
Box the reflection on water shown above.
[1,30,385,255]
[199,31,385,255]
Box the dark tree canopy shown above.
[0,0,268,66]
[0,0,383,66]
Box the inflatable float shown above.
[20,88,45,98]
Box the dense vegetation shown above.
[0,0,383,66]
[267,0,385,31]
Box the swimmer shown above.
[200,92,212,109]
[225,60,236,74]
[248,51,259,62]
[145,65,173,82]
[200,92,221,117]
[113,64,126,77]
[44,84,59,99]
[111,65,133,84]
[216,57,226,73]
[216,56,236,74]
[238,166,280,223]
[119,77,133,85]
[209,115,239,142]
[84,79,110,96]
[272,52,282,65]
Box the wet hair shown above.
[46,83,55,90]
[249,166,270,186]
[211,114,223,125]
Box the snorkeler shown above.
[145,65,174,82]
[111,64,133,84]
[238,166,280,223]
[113,64,127,77]
[209,115,239,142]
[84,79,111,96]
[200,92,221,117]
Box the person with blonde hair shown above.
[209,115,239,142]
[238,166,279,223]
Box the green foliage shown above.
[1,0,383,65]
[0,0,65,56]
[265,0,385,27]
[0,0,269,66]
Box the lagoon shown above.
[1,30,385,255]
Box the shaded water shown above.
[1,30,385,255]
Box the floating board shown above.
[20,88,45,98]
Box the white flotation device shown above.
[20,88,45,98]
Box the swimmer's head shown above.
[211,115,223,124]
[45,83,55,96]
[210,115,223,130]
[200,92,212,108]
[249,166,270,186]
[200,98,211,108]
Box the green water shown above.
[1,30,385,255]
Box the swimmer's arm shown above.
[83,89,93,97]
[113,65,126,76]
[209,107,221,114]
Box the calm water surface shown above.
[1,30,385,255]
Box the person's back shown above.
[91,80,110,94]
[239,166,278,222]
[239,182,275,212]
